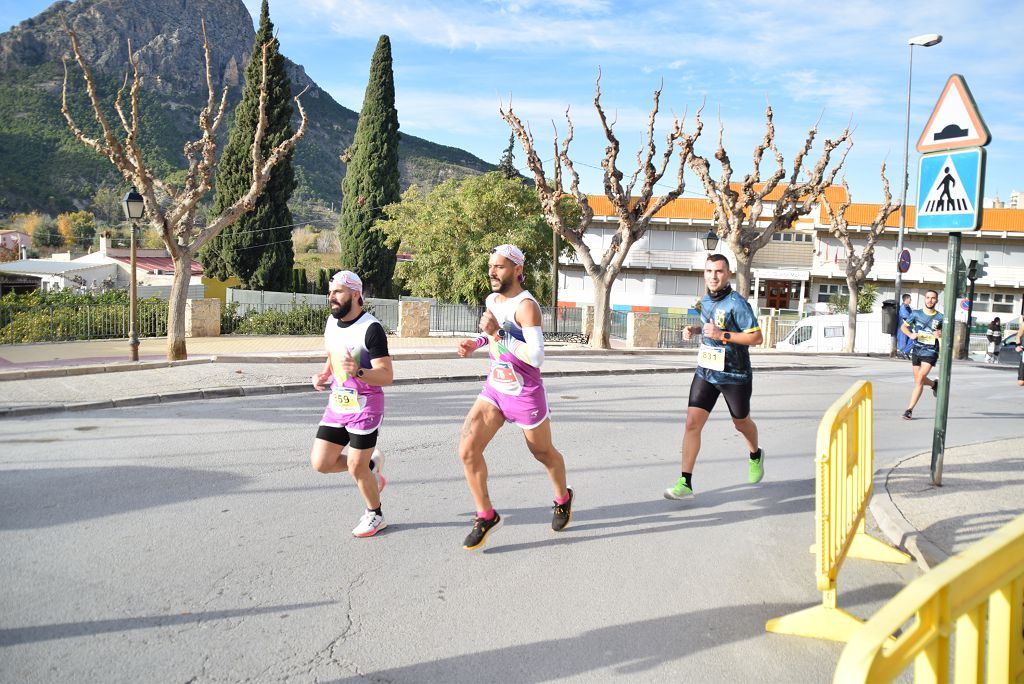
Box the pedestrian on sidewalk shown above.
[985,317,1002,363]
[309,271,393,538]
[897,293,914,359]
[899,289,943,420]
[455,244,573,550]
[1015,325,1024,387]
[665,254,765,501]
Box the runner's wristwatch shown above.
[722,332,731,342]
[356,368,364,378]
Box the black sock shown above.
[680,472,692,489]
[370,506,382,516]
[750,449,762,461]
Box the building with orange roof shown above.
[554,188,1023,326]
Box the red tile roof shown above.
[110,256,204,275]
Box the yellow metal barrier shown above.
[766,380,911,642]
[834,512,1024,683]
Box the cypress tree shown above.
[317,269,329,294]
[338,35,400,297]
[200,0,296,291]
[498,133,518,179]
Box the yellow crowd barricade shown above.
[766,380,911,643]
[833,512,1024,683]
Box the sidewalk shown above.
[2,334,1020,578]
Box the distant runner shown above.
[899,289,943,420]
[310,271,393,537]
[665,254,765,500]
[456,244,573,550]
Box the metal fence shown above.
[0,302,168,344]
[609,310,628,339]
[431,303,486,335]
[657,314,702,349]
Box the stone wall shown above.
[399,300,430,338]
[186,298,221,337]
[627,311,661,348]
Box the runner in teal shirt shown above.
[665,254,766,501]
[898,289,943,420]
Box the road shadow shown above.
[326,584,902,683]
[0,466,252,530]
[0,601,334,646]
[480,479,814,554]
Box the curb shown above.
[0,363,842,418]
[868,457,949,572]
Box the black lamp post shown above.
[121,186,144,361]
[703,229,719,253]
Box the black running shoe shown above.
[902,409,913,420]
[552,487,574,532]
[463,512,502,550]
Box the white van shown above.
[776,314,891,354]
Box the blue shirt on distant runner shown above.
[695,287,761,385]
[905,309,944,357]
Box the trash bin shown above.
[881,299,898,335]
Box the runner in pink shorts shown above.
[455,244,574,550]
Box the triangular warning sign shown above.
[919,155,974,215]
[917,74,990,153]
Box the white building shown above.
[556,187,1023,326]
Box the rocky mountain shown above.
[0,0,493,218]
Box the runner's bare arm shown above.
[358,356,394,386]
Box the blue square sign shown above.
[916,147,985,231]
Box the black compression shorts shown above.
[911,350,938,367]
[688,374,752,419]
[315,425,378,450]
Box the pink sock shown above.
[554,491,571,505]
[477,508,496,521]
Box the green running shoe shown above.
[663,477,694,500]
[748,449,765,484]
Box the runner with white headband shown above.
[455,244,574,549]
[309,270,394,538]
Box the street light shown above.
[703,229,719,253]
[892,32,942,356]
[121,186,144,362]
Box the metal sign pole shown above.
[930,232,961,485]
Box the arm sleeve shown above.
[504,326,545,367]
[364,322,390,360]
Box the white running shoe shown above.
[370,448,386,493]
[352,509,387,538]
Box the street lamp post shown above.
[121,186,144,362]
[891,33,942,356]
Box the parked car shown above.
[776,314,891,354]
[997,330,1022,367]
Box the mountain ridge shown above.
[0,0,494,218]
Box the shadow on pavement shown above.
[0,466,252,530]
[0,601,334,646]
[328,585,902,683]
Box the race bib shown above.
[697,344,725,371]
[917,332,936,345]
[330,387,363,414]
[489,360,523,395]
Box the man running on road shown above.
[899,289,943,420]
[456,244,573,550]
[310,270,393,537]
[665,254,765,500]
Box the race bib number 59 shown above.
[330,387,363,414]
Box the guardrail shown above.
[766,380,911,643]
[833,512,1024,683]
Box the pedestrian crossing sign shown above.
[916,147,985,231]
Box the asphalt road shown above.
[1,360,1018,682]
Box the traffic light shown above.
[971,250,989,280]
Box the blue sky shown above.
[5,0,1022,205]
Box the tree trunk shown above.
[589,274,612,349]
[167,251,193,361]
[844,278,858,353]
[733,251,753,304]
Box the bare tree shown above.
[820,166,898,351]
[686,106,852,297]
[500,71,700,348]
[61,20,308,360]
